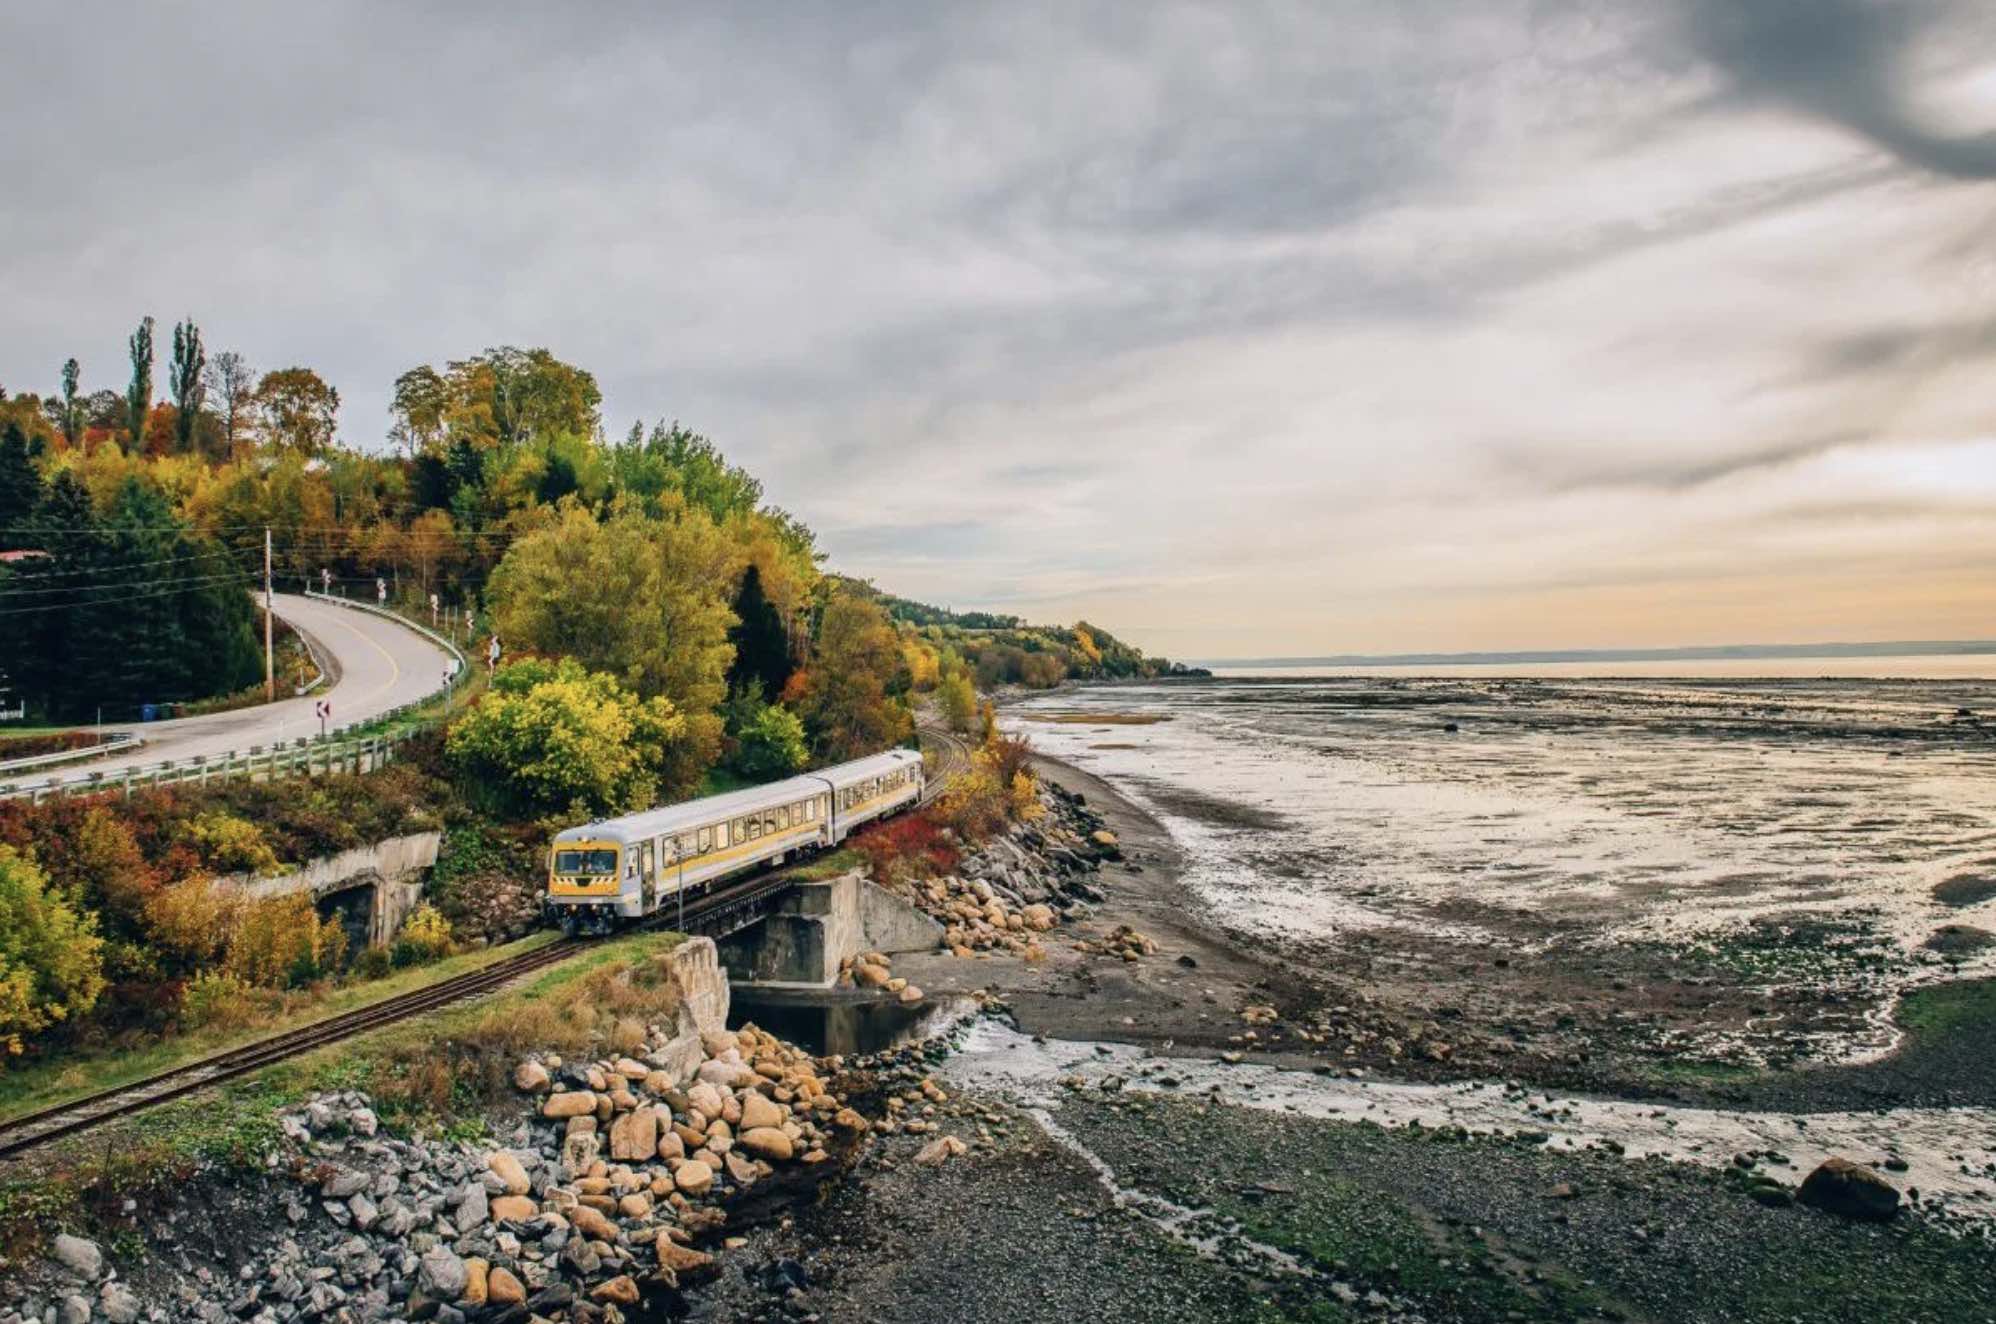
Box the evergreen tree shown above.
[169,319,206,454]
[58,358,81,446]
[725,563,791,701]
[125,316,155,443]
[0,424,40,549]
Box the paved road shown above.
[28,593,458,791]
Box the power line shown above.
[0,548,243,591]
[0,574,254,618]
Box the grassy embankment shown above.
[0,928,688,1252]
[0,930,563,1126]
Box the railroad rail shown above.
[0,728,978,1159]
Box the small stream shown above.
[942,1020,1996,1222]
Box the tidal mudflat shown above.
[1009,675,1996,1087]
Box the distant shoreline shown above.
[1195,639,1996,669]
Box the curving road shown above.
[25,593,459,792]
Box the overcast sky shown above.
[4,2,1994,659]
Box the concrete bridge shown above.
[710,870,942,987]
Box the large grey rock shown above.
[417,1247,467,1299]
[97,1284,138,1324]
[51,1236,103,1281]
[57,1295,91,1324]
[454,1185,488,1234]
[322,1169,369,1199]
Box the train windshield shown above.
[553,848,618,875]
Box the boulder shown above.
[591,1276,641,1306]
[98,1284,139,1324]
[674,1160,715,1195]
[542,1090,598,1119]
[655,1234,717,1281]
[852,963,890,988]
[418,1247,468,1300]
[914,1135,969,1166]
[51,1234,104,1281]
[487,1269,527,1307]
[488,1151,531,1196]
[461,1258,490,1308]
[739,1092,785,1131]
[686,1082,726,1118]
[561,1131,601,1179]
[697,1057,756,1088]
[490,1195,538,1223]
[1797,1157,1900,1222]
[608,1105,660,1161]
[454,1184,489,1233]
[739,1127,794,1162]
[569,1205,618,1243]
[514,1061,551,1093]
[898,984,925,1004]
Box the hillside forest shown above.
[0,317,1187,1062]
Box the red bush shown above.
[851,810,959,883]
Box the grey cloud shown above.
[1490,431,1870,496]
[1678,0,1996,179]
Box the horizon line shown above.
[1192,639,1996,668]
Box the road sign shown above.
[315,699,331,739]
[376,577,387,605]
[429,592,440,625]
[321,568,332,592]
[488,635,501,671]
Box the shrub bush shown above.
[0,847,107,1057]
[392,903,454,967]
[182,812,281,876]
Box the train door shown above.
[640,840,657,911]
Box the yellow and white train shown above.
[546,749,924,935]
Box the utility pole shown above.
[264,527,275,702]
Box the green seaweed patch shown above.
[1672,913,1900,986]
[1895,978,1996,1039]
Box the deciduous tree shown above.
[203,351,255,455]
[254,367,340,455]
[0,847,107,1056]
[447,656,691,816]
[794,592,913,761]
[488,499,736,784]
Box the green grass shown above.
[780,847,866,882]
[0,930,562,1125]
[1895,977,1996,1038]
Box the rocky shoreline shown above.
[7,753,1996,1323]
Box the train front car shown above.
[547,828,636,936]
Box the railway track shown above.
[0,731,981,1160]
[0,937,582,1160]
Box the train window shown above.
[778,806,790,829]
[698,827,712,853]
[554,848,617,875]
